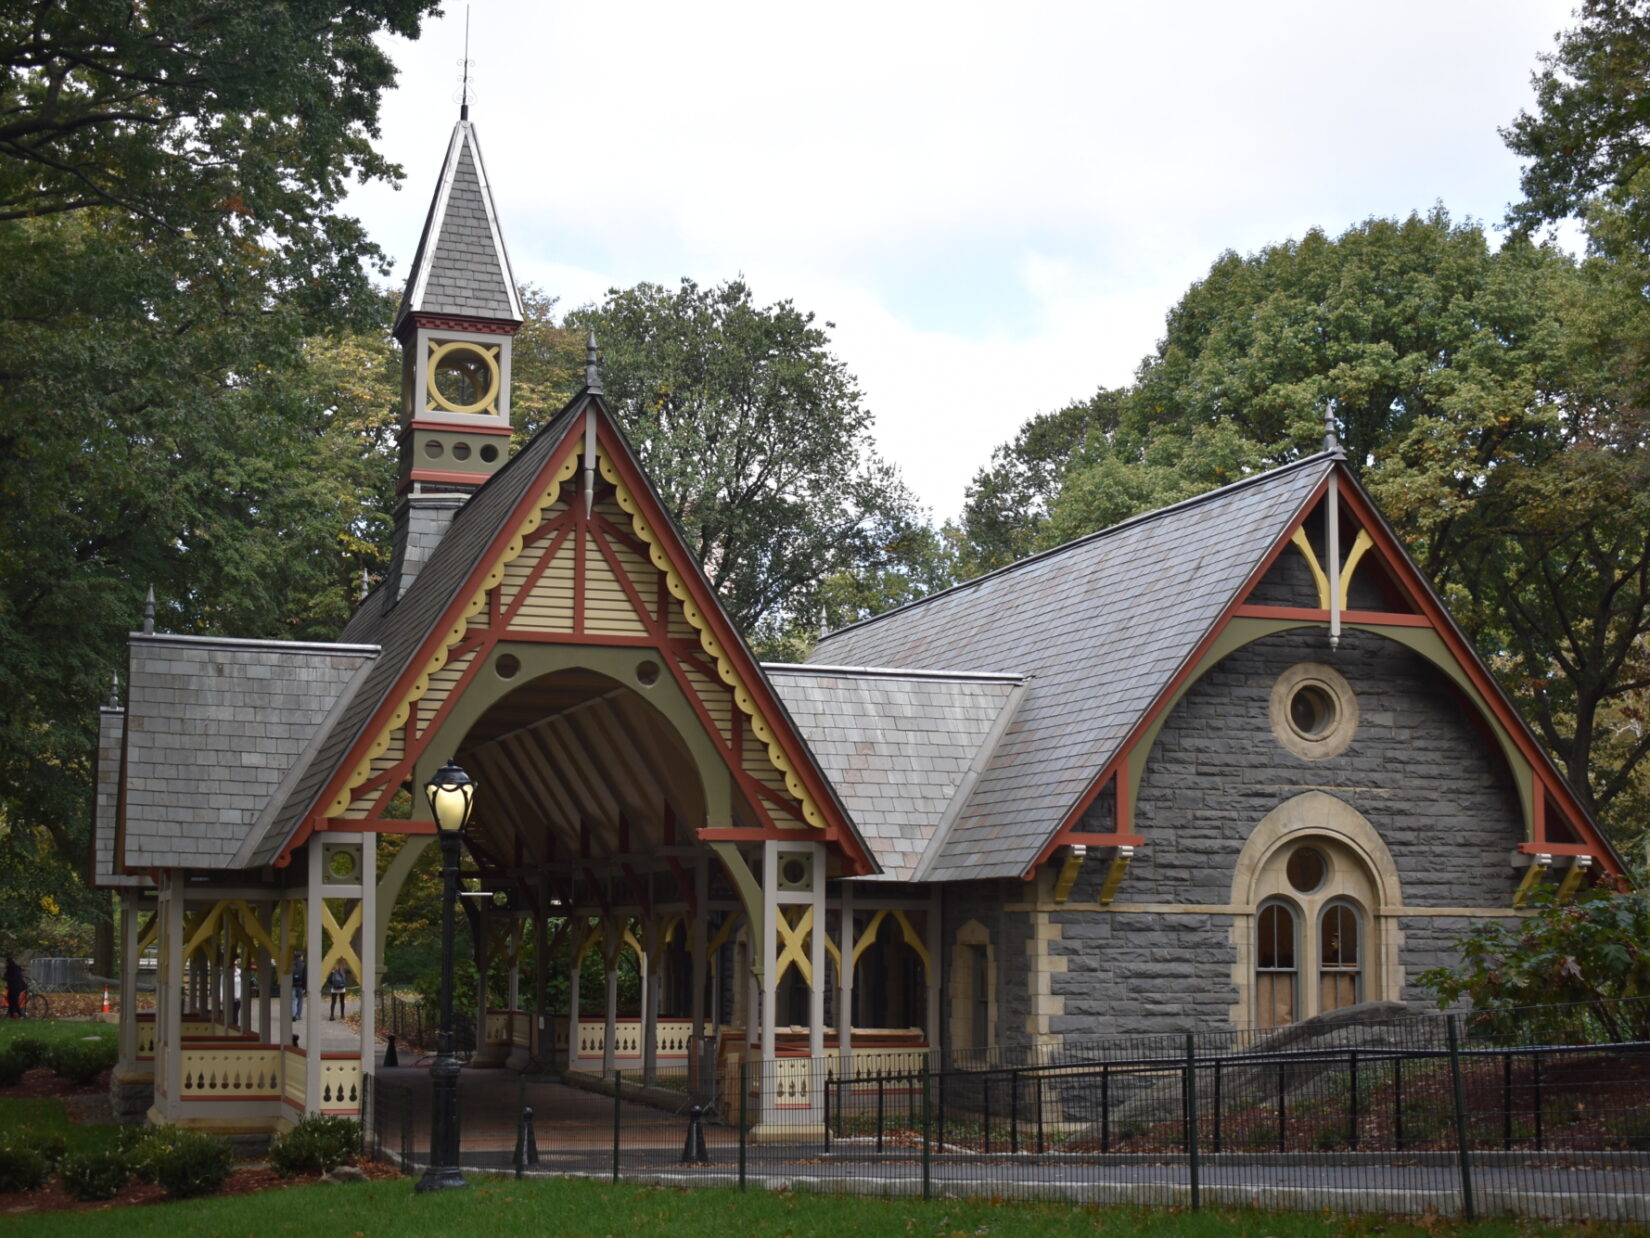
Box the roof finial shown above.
[141,584,155,635]
[458,6,473,121]
[107,672,120,709]
[1324,402,1344,459]
[585,330,603,394]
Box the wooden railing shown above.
[568,1017,695,1068]
[135,1013,254,1060]
[483,1010,534,1049]
[177,1043,282,1102]
[317,1055,362,1114]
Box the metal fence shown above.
[367,999,1650,1223]
[376,993,477,1059]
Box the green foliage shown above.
[268,1115,361,1177]
[1419,885,1650,1043]
[48,1037,117,1085]
[0,1140,48,1192]
[58,1147,131,1202]
[1503,0,1650,244]
[4,1034,47,1069]
[0,1050,24,1087]
[136,1127,234,1199]
[564,279,940,655]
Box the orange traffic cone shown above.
[101,988,111,1014]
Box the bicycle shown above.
[7,974,50,1019]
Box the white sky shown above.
[343,0,1576,523]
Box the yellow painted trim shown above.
[773,905,814,986]
[1291,527,1332,609]
[600,452,825,830]
[573,919,603,970]
[182,902,227,960]
[319,900,364,980]
[1097,851,1133,906]
[229,901,279,962]
[1556,864,1589,903]
[426,339,502,416]
[324,446,583,818]
[1512,864,1547,908]
[1051,850,1085,904]
[823,933,841,974]
[136,913,159,954]
[1336,529,1374,609]
[849,907,930,972]
[704,907,744,957]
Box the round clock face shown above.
[428,341,500,414]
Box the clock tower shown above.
[384,114,524,605]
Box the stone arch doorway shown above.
[1228,791,1404,1032]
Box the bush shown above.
[0,1142,50,1193]
[268,1114,361,1177]
[0,1050,26,1087]
[59,1148,131,1202]
[140,1128,233,1199]
[49,1038,117,1085]
[4,1035,48,1069]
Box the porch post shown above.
[567,919,582,1072]
[601,918,619,1078]
[689,858,707,1091]
[158,873,184,1117]
[837,882,855,1078]
[359,834,378,1080]
[641,916,660,1085]
[808,845,826,1064]
[304,845,324,1113]
[117,896,139,1067]
[255,906,272,1043]
[759,844,778,1068]
[277,899,294,1049]
[926,888,942,1059]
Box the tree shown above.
[0,0,438,954]
[958,390,1122,576]
[1023,211,1650,848]
[1504,0,1650,246]
[1419,885,1650,1043]
[565,279,941,654]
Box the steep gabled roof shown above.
[765,665,1025,881]
[393,119,523,331]
[118,635,379,872]
[809,457,1333,881]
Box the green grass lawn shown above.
[10,1174,1646,1238]
[0,1016,116,1053]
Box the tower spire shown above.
[459,7,472,121]
[1324,403,1344,459]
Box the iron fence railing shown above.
[366,998,1650,1223]
[375,993,477,1059]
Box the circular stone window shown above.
[1286,846,1327,893]
[635,659,661,687]
[495,653,520,680]
[1269,662,1358,760]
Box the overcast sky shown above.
[343,0,1578,522]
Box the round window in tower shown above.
[1286,846,1327,893]
[427,341,501,415]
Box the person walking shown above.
[291,951,307,1021]
[4,956,22,1020]
[328,962,349,1021]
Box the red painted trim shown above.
[592,418,874,874]
[591,523,664,635]
[621,864,652,917]
[500,518,574,628]
[408,468,494,486]
[593,510,653,562]
[699,826,821,842]
[1516,842,1598,857]
[1231,604,1433,628]
[282,427,586,865]
[404,417,514,438]
[1065,833,1146,847]
[1330,480,1620,875]
[406,313,519,336]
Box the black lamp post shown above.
[417,757,475,1193]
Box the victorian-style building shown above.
[93,115,1625,1135]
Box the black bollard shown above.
[514,1105,540,1177]
[680,1104,710,1165]
[384,1034,399,1068]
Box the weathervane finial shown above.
[1324,402,1344,459]
[585,331,602,394]
[108,673,120,709]
[142,584,155,635]
[458,6,473,121]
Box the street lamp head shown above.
[425,758,476,834]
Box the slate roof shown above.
[808,456,1333,882]
[92,703,145,888]
[764,665,1025,881]
[118,636,378,872]
[394,120,523,331]
[246,399,585,868]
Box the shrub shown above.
[4,1035,48,1069]
[59,1149,131,1202]
[0,1143,50,1193]
[268,1115,361,1177]
[141,1128,233,1199]
[49,1038,117,1085]
[0,1050,26,1087]
[1619,1109,1650,1151]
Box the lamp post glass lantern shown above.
[417,757,475,1193]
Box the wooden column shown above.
[304,845,324,1113]
[116,896,139,1068]
[837,882,855,1077]
[641,916,660,1085]
[359,834,378,1079]
[689,858,708,1091]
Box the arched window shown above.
[1255,899,1299,1030]
[1318,900,1362,1013]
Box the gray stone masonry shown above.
[1037,626,1523,1041]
